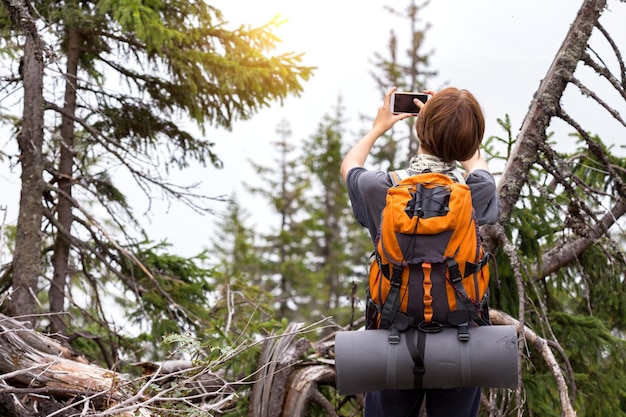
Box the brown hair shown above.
[415,87,485,162]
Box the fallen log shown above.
[0,313,141,416]
[283,365,337,417]
[1,310,574,417]
[248,322,312,417]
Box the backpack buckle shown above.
[457,322,470,342]
[388,328,401,344]
[448,310,471,341]
[390,265,403,287]
[446,259,462,283]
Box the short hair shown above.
[415,87,485,162]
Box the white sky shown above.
[1,0,625,260]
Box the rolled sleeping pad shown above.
[335,325,519,395]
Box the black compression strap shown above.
[379,265,403,329]
[406,329,426,387]
[464,254,490,277]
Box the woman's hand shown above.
[372,87,413,133]
[340,87,412,180]
[413,89,437,111]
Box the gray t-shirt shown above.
[346,167,501,243]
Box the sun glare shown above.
[215,0,328,57]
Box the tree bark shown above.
[0,314,141,415]
[50,24,81,335]
[283,365,337,417]
[6,0,47,326]
[248,323,312,417]
[539,196,626,278]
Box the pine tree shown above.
[209,196,274,338]
[247,119,314,321]
[369,0,437,168]
[301,99,372,327]
[483,121,626,417]
[0,0,312,363]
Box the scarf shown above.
[407,153,457,174]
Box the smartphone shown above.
[391,92,430,114]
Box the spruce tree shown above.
[247,119,314,322]
[369,0,437,168]
[0,0,312,363]
[301,99,372,327]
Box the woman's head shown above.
[415,87,485,162]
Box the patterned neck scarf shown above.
[407,153,457,174]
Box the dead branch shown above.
[283,365,337,417]
[0,314,146,416]
[0,314,243,416]
[496,0,606,223]
[538,103,626,277]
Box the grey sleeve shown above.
[345,167,391,242]
[466,169,501,225]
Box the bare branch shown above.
[45,100,226,216]
[590,21,626,88]
[497,0,607,222]
[535,103,626,277]
[568,76,626,127]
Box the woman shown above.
[340,86,500,417]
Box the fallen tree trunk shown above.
[0,311,575,416]
[0,315,118,393]
[0,314,143,416]
[283,365,337,417]
[247,322,313,417]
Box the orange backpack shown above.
[367,169,493,339]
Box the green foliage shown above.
[204,195,282,382]
[56,241,219,365]
[245,119,315,321]
[551,313,626,417]
[483,114,515,173]
[485,114,626,416]
[483,118,523,317]
[91,101,221,171]
[97,0,184,54]
[0,0,315,372]
[301,100,372,327]
[569,243,626,329]
[0,4,18,59]
[120,242,215,337]
[487,245,519,317]
[521,373,562,417]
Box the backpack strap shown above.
[406,329,426,387]
[386,327,401,387]
[379,265,404,329]
[464,253,491,277]
[447,169,466,184]
[389,169,411,186]
[446,259,490,340]
[392,168,466,185]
